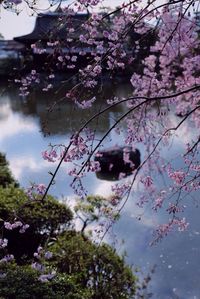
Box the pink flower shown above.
[19,224,30,233]
[142,176,153,188]
[173,217,189,232]
[169,171,185,185]
[57,56,64,62]
[38,272,56,282]
[31,262,45,272]
[4,222,13,230]
[0,255,14,264]
[44,251,53,260]
[118,172,126,180]
[153,197,163,211]
[36,184,46,195]
[0,239,8,249]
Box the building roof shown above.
[14,12,90,45]
[13,11,152,53]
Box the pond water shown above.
[0,81,200,299]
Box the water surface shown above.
[0,82,200,299]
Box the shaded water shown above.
[0,82,200,299]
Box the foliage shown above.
[74,195,121,233]
[0,186,73,261]
[0,233,137,299]
[1,0,200,296]
[28,0,200,242]
[0,155,137,298]
[0,186,73,232]
[49,231,137,299]
[0,190,137,298]
[0,153,18,188]
[0,188,137,298]
[0,263,91,299]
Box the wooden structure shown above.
[14,12,90,46]
[13,11,104,70]
[13,11,144,54]
[4,10,156,73]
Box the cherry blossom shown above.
[4,0,199,242]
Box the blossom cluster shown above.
[32,246,55,282]
[153,217,189,244]
[26,183,46,200]
[10,0,200,243]
[0,238,8,249]
[4,221,29,233]
[0,254,14,264]
[15,70,40,97]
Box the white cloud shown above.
[0,102,37,144]
[9,154,72,181]
[93,180,113,197]
[168,114,196,146]
[9,156,47,179]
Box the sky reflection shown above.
[0,84,200,298]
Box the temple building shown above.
[1,9,156,74]
[14,11,90,47]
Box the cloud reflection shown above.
[9,156,48,179]
[0,102,37,144]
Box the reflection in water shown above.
[4,81,131,136]
[95,146,141,181]
[95,171,124,181]
[0,83,200,298]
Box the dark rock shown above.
[94,146,141,181]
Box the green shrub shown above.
[0,264,91,299]
[50,231,137,299]
[0,232,136,299]
[0,186,73,232]
[0,153,18,188]
[0,186,73,261]
[0,152,137,298]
